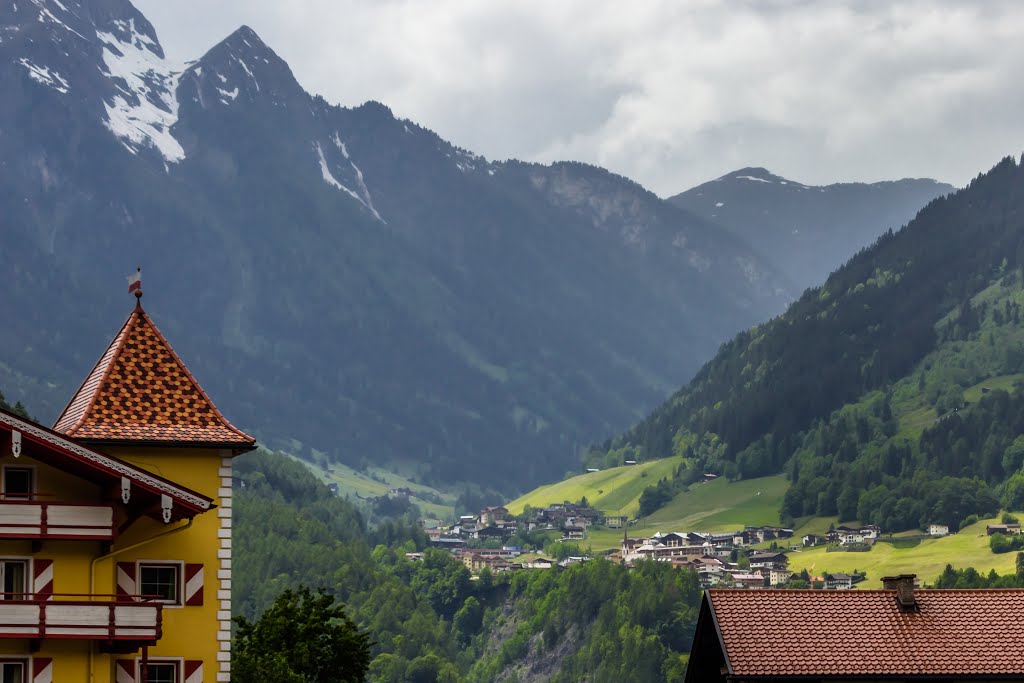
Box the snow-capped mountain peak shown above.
[95,17,183,161]
[1,0,185,161]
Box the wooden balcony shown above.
[0,500,115,540]
[0,594,161,642]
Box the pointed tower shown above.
[51,297,254,682]
[53,302,254,450]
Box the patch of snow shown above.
[18,58,69,93]
[192,66,202,77]
[403,124,411,134]
[488,169,495,176]
[317,143,356,193]
[235,57,259,91]
[31,0,87,40]
[331,132,349,159]
[49,0,68,11]
[779,181,787,185]
[96,20,185,162]
[216,72,227,83]
[324,136,383,221]
[217,86,239,101]
[313,143,382,220]
[715,201,724,207]
[736,175,772,183]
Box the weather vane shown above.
[127,266,142,303]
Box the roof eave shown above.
[705,590,734,677]
[0,408,215,512]
[75,437,257,453]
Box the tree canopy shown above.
[234,586,372,683]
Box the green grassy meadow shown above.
[296,455,457,520]
[786,515,1020,585]
[582,475,789,552]
[505,457,685,518]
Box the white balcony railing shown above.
[0,595,161,641]
[0,500,115,540]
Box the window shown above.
[138,563,181,605]
[1,467,33,500]
[142,661,179,683]
[0,560,27,601]
[0,660,24,683]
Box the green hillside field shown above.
[584,474,788,551]
[567,474,1020,587]
[786,515,1021,585]
[294,454,457,520]
[505,456,685,518]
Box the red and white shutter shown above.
[32,658,52,683]
[184,660,204,683]
[33,559,53,600]
[184,564,204,606]
[116,562,137,600]
[114,660,135,683]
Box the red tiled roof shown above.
[707,588,1024,677]
[53,303,255,447]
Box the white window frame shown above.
[135,657,183,683]
[136,560,185,608]
[0,557,32,601]
[0,464,36,500]
[0,658,28,683]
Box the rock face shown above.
[0,0,798,492]
[668,167,954,289]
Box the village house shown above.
[604,515,628,529]
[729,572,766,589]
[685,575,1024,681]
[523,557,556,569]
[927,523,949,536]
[748,552,789,571]
[478,505,509,527]
[824,572,856,590]
[802,533,825,547]
[0,294,252,681]
[768,568,792,586]
[986,523,1022,535]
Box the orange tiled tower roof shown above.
[53,302,255,448]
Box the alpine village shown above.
[2,1,1024,682]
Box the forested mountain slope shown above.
[603,156,1024,530]
[669,167,953,289]
[233,451,703,683]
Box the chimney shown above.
[882,574,918,611]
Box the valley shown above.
[2,1,1023,681]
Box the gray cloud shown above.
[135,0,1024,195]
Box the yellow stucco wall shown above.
[0,444,231,682]
[105,445,230,682]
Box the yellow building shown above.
[0,296,254,682]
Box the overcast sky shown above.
[135,0,1024,196]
